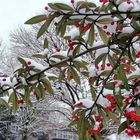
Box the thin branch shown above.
[1,44,107,94]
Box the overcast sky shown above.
[0,0,51,41]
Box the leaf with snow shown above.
[25,15,46,24]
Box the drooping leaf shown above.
[70,67,81,84]
[118,121,127,134]
[18,57,27,66]
[44,38,48,49]
[118,64,129,90]
[37,22,48,39]
[105,82,115,90]
[25,15,46,24]
[24,86,30,104]
[97,26,109,45]
[88,25,94,46]
[90,85,96,100]
[9,92,19,112]
[54,3,73,11]
[38,83,45,98]
[97,18,113,24]
[42,79,54,94]
[95,53,106,65]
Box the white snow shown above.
[21,57,46,70]
[64,26,80,40]
[74,98,94,108]
[118,2,134,12]
[0,95,9,103]
[122,27,134,34]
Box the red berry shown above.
[100,0,108,3]
[27,61,32,65]
[18,99,24,105]
[127,0,131,4]
[44,6,48,10]
[128,16,132,19]
[75,23,80,28]
[68,40,72,43]
[69,45,74,50]
[71,0,74,4]
[74,102,83,108]
[33,91,37,96]
[118,26,123,31]
[111,21,115,25]
[136,51,140,58]
[106,63,111,67]
[114,80,118,85]
[111,15,114,18]
[134,88,139,93]
[54,22,58,26]
[121,58,126,64]
[101,64,105,70]
[2,78,6,81]
[95,65,99,70]
[56,48,61,52]
[69,42,74,50]
[103,25,107,29]
[119,84,123,89]
[106,32,110,36]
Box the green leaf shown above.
[105,82,115,90]
[118,64,129,90]
[94,134,102,140]
[68,120,77,127]
[1,98,10,110]
[90,85,96,100]
[118,121,127,134]
[37,22,48,39]
[25,15,46,24]
[44,38,48,49]
[115,94,123,107]
[48,3,61,11]
[38,83,45,98]
[56,17,66,36]
[128,46,135,62]
[108,54,115,67]
[73,45,80,56]
[81,71,89,77]
[54,3,73,11]
[66,19,82,25]
[51,54,67,60]
[34,86,42,99]
[70,67,81,84]
[97,26,109,45]
[17,57,27,66]
[78,1,96,10]
[60,22,66,37]
[88,25,94,46]
[73,60,88,70]
[59,69,66,82]
[105,109,119,124]
[86,130,91,140]
[42,79,54,94]
[136,121,140,132]
[97,18,113,24]
[24,86,30,104]
[95,53,106,65]
[32,54,45,58]
[9,92,19,112]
